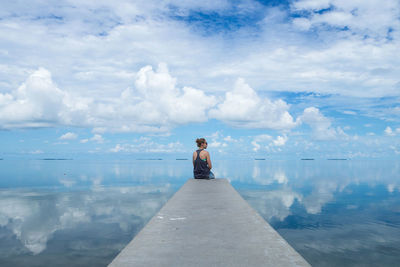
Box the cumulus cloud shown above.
[272,135,288,146]
[209,78,298,130]
[251,134,272,152]
[299,107,347,141]
[384,126,400,136]
[9,54,359,143]
[1,1,399,102]
[0,64,216,133]
[59,132,78,140]
[251,134,288,152]
[121,63,217,127]
[0,68,66,129]
[0,0,399,141]
[385,126,395,136]
[0,68,94,130]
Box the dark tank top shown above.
[193,149,210,179]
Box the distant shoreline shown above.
[41,158,73,161]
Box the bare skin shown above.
[193,140,212,170]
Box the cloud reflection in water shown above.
[0,184,175,266]
[1,159,400,266]
[235,160,400,266]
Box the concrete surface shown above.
[108,178,310,267]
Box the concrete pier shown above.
[109,179,310,266]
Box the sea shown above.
[0,158,399,266]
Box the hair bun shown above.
[196,138,206,147]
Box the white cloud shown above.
[208,141,227,148]
[292,0,331,11]
[389,145,400,155]
[209,78,297,130]
[0,68,66,129]
[292,17,312,31]
[252,134,288,152]
[0,0,399,141]
[110,144,123,153]
[90,134,104,144]
[223,135,237,142]
[384,126,400,136]
[0,65,216,133]
[0,1,398,105]
[342,110,357,115]
[292,0,400,39]
[125,63,217,126]
[385,126,395,136]
[109,138,184,153]
[254,134,273,142]
[206,131,228,149]
[272,135,288,146]
[251,141,261,152]
[251,134,272,152]
[94,63,216,132]
[204,132,245,153]
[59,132,78,140]
[299,107,347,141]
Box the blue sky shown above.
[0,0,400,159]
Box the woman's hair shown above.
[196,138,206,147]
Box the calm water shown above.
[0,159,400,266]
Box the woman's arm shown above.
[206,151,212,170]
[193,151,197,167]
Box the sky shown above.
[0,0,400,159]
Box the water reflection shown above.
[0,185,175,266]
[234,160,400,266]
[0,159,191,188]
[1,159,400,266]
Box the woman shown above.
[193,138,215,179]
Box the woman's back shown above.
[193,149,210,179]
